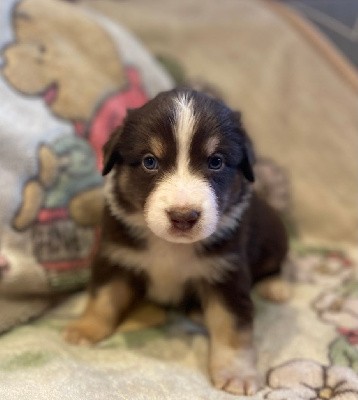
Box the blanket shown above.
[0,0,173,332]
[0,248,357,399]
[1,0,357,399]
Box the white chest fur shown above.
[103,235,229,305]
[144,237,204,304]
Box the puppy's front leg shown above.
[64,279,133,345]
[202,287,259,395]
[64,256,144,345]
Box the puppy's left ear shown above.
[233,112,255,183]
[241,135,255,183]
[102,126,123,176]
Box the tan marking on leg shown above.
[256,277,291,303]
[204,291,259,396]
[150,137,164,159]
[205,135,220,156]
[63,279,134,345]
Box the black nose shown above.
[167,208,200,231]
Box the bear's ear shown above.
[102,127,123,176]
[233,112,255,183]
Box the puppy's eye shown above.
[208,155,223,170]
[142,154,159,171]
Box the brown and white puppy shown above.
[64,88,288,395]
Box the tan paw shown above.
[63,317,115,345]
[211,368,260,395]
[256,277,291,303]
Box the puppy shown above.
[64,88,288,395]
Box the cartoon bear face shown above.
[2,0,125,121]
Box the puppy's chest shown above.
[142,238,206,304]
[105,237,214,305]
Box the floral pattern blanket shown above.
[0,0,357,399]
[0,247,357,400]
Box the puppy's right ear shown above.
[102,127,122,176]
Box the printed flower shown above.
[337,328,358,346]
[264,359,358,400]
[313,281,358,331]
[292,252,354,286]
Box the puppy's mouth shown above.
[155,228,200,244]
[146,215,217,244]
[168,226,197,242]
[42,82,58,106]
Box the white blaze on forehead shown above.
[173,93,196,174]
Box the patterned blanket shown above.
[0,0,357,399]
[0,248,357,399]
[0,0,172,331]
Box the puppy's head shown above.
[103,88,254,243]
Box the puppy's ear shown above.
[102,127,122,176]
[233,112,255,183]
[241,137,255,183]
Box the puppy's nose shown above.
[167,208,200,231]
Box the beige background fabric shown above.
[83,0,358,246]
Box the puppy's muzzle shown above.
[167,208,201,232]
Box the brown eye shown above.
[208,155,223,170]
[142,154,159,171]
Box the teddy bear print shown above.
[2,0,126,121]
[12,136,104,232]
[3,0,148,207]
[1,0,149,286]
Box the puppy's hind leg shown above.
[255,276,291,303]
[255,257,293,303]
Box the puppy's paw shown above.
[63,317,114,346]
[256,277,291,303]
[211,365,260,395]
[210,346,260,396]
